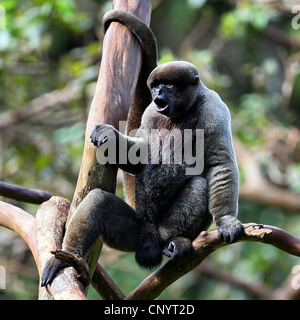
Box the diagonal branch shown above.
[125,223,300,300]
[92,263,126,300]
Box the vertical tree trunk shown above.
[68,0,154,286]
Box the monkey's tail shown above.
[135,223,163,269]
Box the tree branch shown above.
[0,181,52,204]
[92,263,126,300]
[66,0,154,298]
[35,196,88,300]
[125,223,300,300]
[1,196,300,300]
[0,201,39,269]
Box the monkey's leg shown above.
[63,189,140,254]
[41,188,140,286]
[159,176,212,258]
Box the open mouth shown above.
[154,97,169,113]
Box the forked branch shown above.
[1,199,300,300]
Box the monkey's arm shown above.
[204,100,243,243]
[91,124,147,175]
[206,159,243,243]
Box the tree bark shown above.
[70,0,153,211]
[62,0,154,297]
[34,197,86,300]
[0,201,38,268]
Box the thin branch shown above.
[259,224,300,256]
[92,263,126,300]
[0,181,52,204]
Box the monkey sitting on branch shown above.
[41,10,243,287]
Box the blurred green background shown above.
[0,0,300,300]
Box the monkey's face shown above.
[151,82,179,117]
[150,81,199,119]
[147,61,201,119]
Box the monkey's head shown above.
[147,61,200,119]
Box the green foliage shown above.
[220,2,278,39]
[0,0,300,300]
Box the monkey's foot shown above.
[215,216,244,244]
[52,249,90,286]
[41,250,90,287]
[41,256,68,287]
[162,237,193,258]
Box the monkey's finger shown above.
[97,136,109,147]
[90,126,100,145]
[90,124,107,145]
[217,226,233,243]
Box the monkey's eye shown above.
[165,84,174,90]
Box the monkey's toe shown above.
[216,217,244,244]
[41,257,67,287]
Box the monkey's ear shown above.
[193,75,200,85]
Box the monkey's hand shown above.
[41,256,68,287]
[90,124,118,148]
[215,215,244,244]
